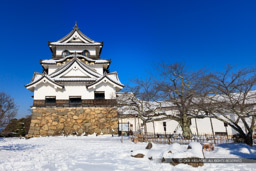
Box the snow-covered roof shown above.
[190,90,256,105]
[49,57,101,78]
[49,23,102,46]
[54,78,96,82]
[87,73,124,90]
[106,72,122,85]
[31,72,43,82]
[49,42,102,46]
[41,54,110,65]
[25,75,64,91]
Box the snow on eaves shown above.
[50,42,102,46]
[41,54,110,65]
[54,78,96,82]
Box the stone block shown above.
[48,130,55,135]
[52,121,58,125]
[31,120,40,124]
[42,125,48,131]
[77,119,83,123]
[49,126,57,130]
[73,116,78,120]
[28,107,118,137]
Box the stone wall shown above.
[28,107,118,137]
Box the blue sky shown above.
[0,0,256,118]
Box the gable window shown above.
[82,50,90,57]
[62,50,70,58]
[94,91,105,100]
[45,96,56,104]
[69,96,82,104]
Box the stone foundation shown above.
[28,107,118,137]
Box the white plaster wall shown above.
[118,117,235,135]
[94,82,116,99]
[148,120,179,134]
[190,118,233,135]
[120,118,142,132]
[34,81,117,100]
[48,65,60,75]
[118,118,179,134]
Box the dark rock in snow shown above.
[145,142,152,149]
[131,153,145,158]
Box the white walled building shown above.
[25,24,124,137]
[26,23,124,105]
[119,117,235,136]
[117,93,241,136]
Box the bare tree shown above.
[117,78,160,135]
[198,66,256,146]
[155,63,207,139]
[0,92,17,128]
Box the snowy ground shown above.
[0,135,255,171]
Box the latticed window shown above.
[94,91,105,99]
[82,50,90,57]
[62,50,70,58]
[45,96,56,103]
[69,96,82,103]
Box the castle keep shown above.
[26,24,124,137]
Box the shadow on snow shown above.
[0,144,37,151]
[217,143,256,159]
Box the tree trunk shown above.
[195,118,199,137]
[134,116,136,133]
[182,118,192,139]
[210,117,216,144]
[153,121,156,137]
[144,122,147,135]
[245,131,253,146]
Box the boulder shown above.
[145,142,153,149]
[131,153,144,158]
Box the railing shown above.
[131,134,235,145]
[33,99,117,107]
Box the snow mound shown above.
[187,142,203,157]
[169,143,184,152]
[239,147,250,154]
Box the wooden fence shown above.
[131,134,235,145]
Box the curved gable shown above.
[25,76,63,92]
[50,58,101,78]
[87,75,124,91]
